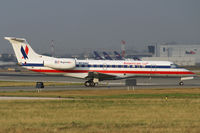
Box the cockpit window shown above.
[170,64,179,68]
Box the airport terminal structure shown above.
[144,43,200,66]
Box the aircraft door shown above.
[103,63,107,70]
[150,64,157,77]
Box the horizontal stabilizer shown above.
[4,37,26,43]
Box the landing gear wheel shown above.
[89,82,95,87]
[179,81,184,86]
[84,81,96,87]
[84,81,90,87]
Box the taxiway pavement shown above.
[0,72,199,92]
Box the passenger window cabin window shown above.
[118,65,122,68]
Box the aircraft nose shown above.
[185,68,196,76]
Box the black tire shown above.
[36,82,44,88]
[179,81,184,86]
[90,82,95,87]
[84,81,90,87]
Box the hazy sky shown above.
[0,0,200,55]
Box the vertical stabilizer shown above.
[93,51,103,60]
[103,52,112,60]
[4,37,41,64]
[114,51,123,60]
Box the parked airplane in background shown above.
[5,37,196,87]
[114,51,124,60]
[93,51,103,60]
[114,51,141,60]
[132,56,141,61]
[103,52,113,60]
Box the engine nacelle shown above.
[44,58,76,70]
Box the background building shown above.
[145,43,200,66]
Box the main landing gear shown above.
[179,81,184,86]
[84,80,96,87]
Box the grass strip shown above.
[0,81,82,87]
[0,89,200,99]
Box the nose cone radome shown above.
[184,68,196,76]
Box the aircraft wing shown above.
[86,71,117,81]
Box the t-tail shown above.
[5,37,76,70]
[4,37,41,64]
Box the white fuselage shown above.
[22,59,195,80]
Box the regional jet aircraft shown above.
[5,37,195,87]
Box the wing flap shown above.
[86,71,117,80]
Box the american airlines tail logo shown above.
[21,45,29,59]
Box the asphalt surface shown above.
[0,72,200,92]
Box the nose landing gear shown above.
[179,81,184,86]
